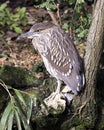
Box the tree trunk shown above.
[83,0,104,121]
[65,0,104,128]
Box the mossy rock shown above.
[61,117,92,130]
[0,65,44,88]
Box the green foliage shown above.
[0,37,8,46]
[35,0,57,10]
[73,5,92,44]
[35,0,92,44]
[0,80,36,130]
[62,23,69,30]
[77,0,84,4]
[0,3,28,34]
[62,0,92,44]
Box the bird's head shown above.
[17,22,54,40]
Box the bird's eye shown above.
[36,30,40,32]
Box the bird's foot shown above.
[40,86,75,115]
[40,92,66,115]
[62,86,75,105]
[44,91,61,102]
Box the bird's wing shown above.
[42,27,84,94]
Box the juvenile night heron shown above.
[18,22,85,95]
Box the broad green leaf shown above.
[7,109,14,130]
[14,89,26,106]
[0,102,13,130]
[15,110,22,130]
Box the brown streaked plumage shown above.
[18,22,85,95]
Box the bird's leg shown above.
[41,79,65,113]
[44,80,62,101]
[49,79,62,98]
[41,79,65,114]
[55,80,61,94]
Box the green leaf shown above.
[0,13,5,18]
[15,110,22,130]
[68,0,76,5]
[78,29,88,38]
[35,1,56,10]
[16,107,31,130]
[0,3,7,11]
[62,23,69,30]
[77,0,84,4]
[0,37,8,46]
[10,23,18,30]
[14,89,26,106]
[19,7,26,19]
[26,97,33,124]
[0,102,13,130]
[47,3,57,10]
[11,14,20,21]
[35,2,48,8]
[14,26,23,34]
[21,18,28,26]
[7,110,14,130]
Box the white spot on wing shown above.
[73,60,75,64]
[62,48,66,55]
[77,86,80,91]
[65,74,67,77]
[66,72,70,76]
[53,58,57,64]
[68,69,71,74]
[56,52,59,58]
[56,61,59,66]
[51,55,54,61]
[69,64,72,69]
[62,72,65,76]
[76,75,79,80]
[78,83,80,87]
[58,62,62,66]
[66,52,69,56]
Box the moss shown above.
[34,115,58,127]
[75,125,86,130]
[97,122,104,130]
[32,61,48,75]
[75,120,93,130]
[61,117,92,130]
[0,65,43,88]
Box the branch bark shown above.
[71,0,104,126]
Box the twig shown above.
[56,4,62,25]
[46,7,60,26]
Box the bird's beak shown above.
[17,31,35,40]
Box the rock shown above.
[0,65,43,88]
